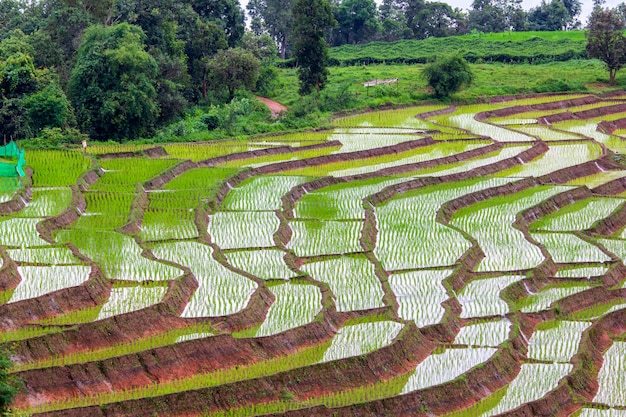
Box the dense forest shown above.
[0,0,614,145]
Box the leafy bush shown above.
[422,55,473,98]
[532,78,587,93]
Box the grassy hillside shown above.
[326,31,587,66]
[273,60,615,109]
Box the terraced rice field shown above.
[3,93,626,417]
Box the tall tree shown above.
[332,0,380,45]
[206,47,260,100]
[586,5,626,85]
[247,0,294,59]
[379,0,412,41]
[68,23,159,140]
[292,0,336,95]
[527,0,571,31]
[191,0,245,46]
[468,0,526,32]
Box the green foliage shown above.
[291,0,336,95]
[332,0,380,45]
[206,47,261,100]
[586,5,626,85]
[326,32,587,66]
[24,83,72,134]
[422,55,473,97]
[22,127,89,150]
[68,23,159,141]
[0,346,20,416]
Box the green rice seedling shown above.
[597,239,626,266]
[25,149,91,187]
[527,320,591,362]
[454,319,512,347]
[568,299,626,321]
[0,217,50,247]
[532,232,611,264]
[401,347,497,393]
[555,265,609,279]
[447,113,534,142]
[92,158,179,192]
[217,146,338,169]
[388,270,451,327]
[592,342,626,406]
[163,140,252,161]
[458,275,525,319]
[70,191,136,231]
[327,132,425,152]
[333,104,447,128]
[0,177,19,202]
[7,247,78,265]
[96,284,168,320]
[85,143,155,155]
[577,409,626,417]
[476,363,572,416]
[554,121,626,154]
[517,283,591,313]
[509,125,581,141]
[248,131,331,145]
[295,177,406,220]
[327,141,490,177]
[489,101,622,126]
[224,249,297,280]
[301,255,385,312]
[56,229,181,282]
[375,178,511,270]
[210,211,279,249]
[8,265,91,303]
[415,145,530,177]
[140,208,199,241]
[253,281,322,336]
[19,187,73,217]
[151,241,258,317]
[320,320,404,363]
[566,171,626,189]
[288,220,363,257]
[163,167,239,192]
[532,198,624,232]
[451,186,571,272]
[497,142,603,178]
[222,175,311,211]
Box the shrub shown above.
[422,55,473,98]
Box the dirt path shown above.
[257,96,288,117]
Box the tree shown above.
[468,0,526,32]
[247,0,294,59]
[332,0,380,45]
[586,5,626,85]
[422,55,473,98]
[528,0,570,30]
[205,47,260,100]
[191,0,245,47]
[292,0,336,95]
[68,23,159,140]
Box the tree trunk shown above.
[610,69,616,86]
[280,35,287,60]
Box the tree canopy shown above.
[422,54,473,97]
[291,0,336,95]
[586,4,626,85]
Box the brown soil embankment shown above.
[476,95,598,122]
[144,141,342,190]
[15,317,343,409]
[97,146,169,160]
[9,273,196,366]
[0,166,33,215]
[0,265,109,331]
[540,103,626,125]
[0,246,20,291]
[34,323,432,417]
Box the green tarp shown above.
[0,142,25,177]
